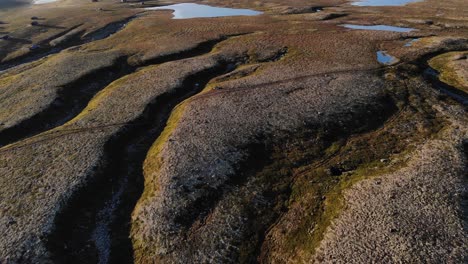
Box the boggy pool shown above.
[145,3,263,19]
[342,24,416,32]
[351,0,422,6]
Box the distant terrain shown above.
[0,0,466,263]
[0,0,30,9]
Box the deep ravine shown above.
[0,16,137,72]
[0,37,235,148]
[46,59,243,264]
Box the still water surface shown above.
[342,24,416,32]
[352,0,422,6]
[145,3,263,19]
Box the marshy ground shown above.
[0,0,467,263]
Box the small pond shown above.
[342,24,416,32]
[145,3,263,19]
[377,51,398,65]
[351,0,422,6]
[34,0,58,4]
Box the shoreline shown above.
[33,0,59,4]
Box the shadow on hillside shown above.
[34,24,66,29]
[3,37,32,44]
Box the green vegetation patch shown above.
[429,51,468,93]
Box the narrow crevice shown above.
[82,16,137,42]
[0,36,234,148]
[139,33,249,66]
[0,24,83,64]
[405,47,468,106]
[422,66,468,106]
[0,16,137,72]
[320,13,348,20]
[0,56,132,148]
[45,59,242,264]
[39,24,84,45]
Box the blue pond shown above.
[352,0,422,6]
[342,24,416,32]
[34,0,58,4]
[145,3,263,19]
[377,51,397,65]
